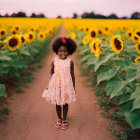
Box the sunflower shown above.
[110,35,123,53]
[38,32,46,41]
[45,29,53,37]
[82,34,90,45]
[10,28,17,35]
[0,28,7,38]
[70,32,76,39]
[20,34,26,46]
[29,28,35,32]
[132,34,140,43]
[126,30,133,38]
[48,29,53,36]
[7,35,21,51]
[0,41,4,49]
[79,27,83,32]
[85,27,89,32]
[25,31,36,44]
[98,29,103,36]
[14,25,20,32]
[89,38,102,57]
[135,29,140,37]
[89,29,97,39]
[135,43,140,54]
[134,56,140,63]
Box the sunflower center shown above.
[21,37,25,43]
[9,38,18,47]
[29,34,33,39]
[128,33,131,37]
[105,27,108,31]
[40,35,43,38]
[12,31,16,34]
[91,31,96,38]
[139,44,140,50]
[49,31,52,34]
[137,32,140,37]
[16,27,19,30]
[114,39,122,50]
[1,31,5,35]
[134,36,138,40]
[98,30,102,34]
[86,28,89,31]
[93,43,96,50]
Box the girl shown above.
[43,37,77,130]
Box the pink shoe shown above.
[55,119,62,129]
[61,120,68,130]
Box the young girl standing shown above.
[42,37,77,130]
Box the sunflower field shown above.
[0,18,62,98]
[64,19,140,130]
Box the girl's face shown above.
[58,46,68,59]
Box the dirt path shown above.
[0,25,116,140]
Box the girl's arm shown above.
[46,59,54,89]
[70,60,75,91]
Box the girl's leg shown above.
[63,103,68,120]
[56,104,62,120]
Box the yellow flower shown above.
[0,28,7,38]
[135,43,140,54]
[38,32,46,41]
[10,29,17,35]
[84,27,89,32]
[98,29,103,36]
[132,34,140,43]
[20,34,26,46]
[89,29,97,39]
[7,35,21,51]
[134,56,140,63]
[82,34,90,45]
[14,25,20,32]
[25,31,36,44]
[135,29,140,37]
[70,32,76,39]
[126,30,133,38]
[89,38,102,57]
[110,35,123,53]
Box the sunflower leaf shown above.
[87,54,98,66]
[11,60,27,69]
[106,77,126,97]
[81,53,92,63]
[97,66,118,85]
[129,83,140,100]
[19,48,30,56]
[0,84,7,97]
[94,53,115,72]
[125,109,140,130]
[0,54,12,61]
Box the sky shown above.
[0,0,139,18]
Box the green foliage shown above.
[0,26,60,98]
[76,30,140,131]
[0,84,7,97]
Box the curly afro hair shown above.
[51,37,77,55]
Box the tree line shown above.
[0,11,140,19]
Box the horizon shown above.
[0,0,139,18]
